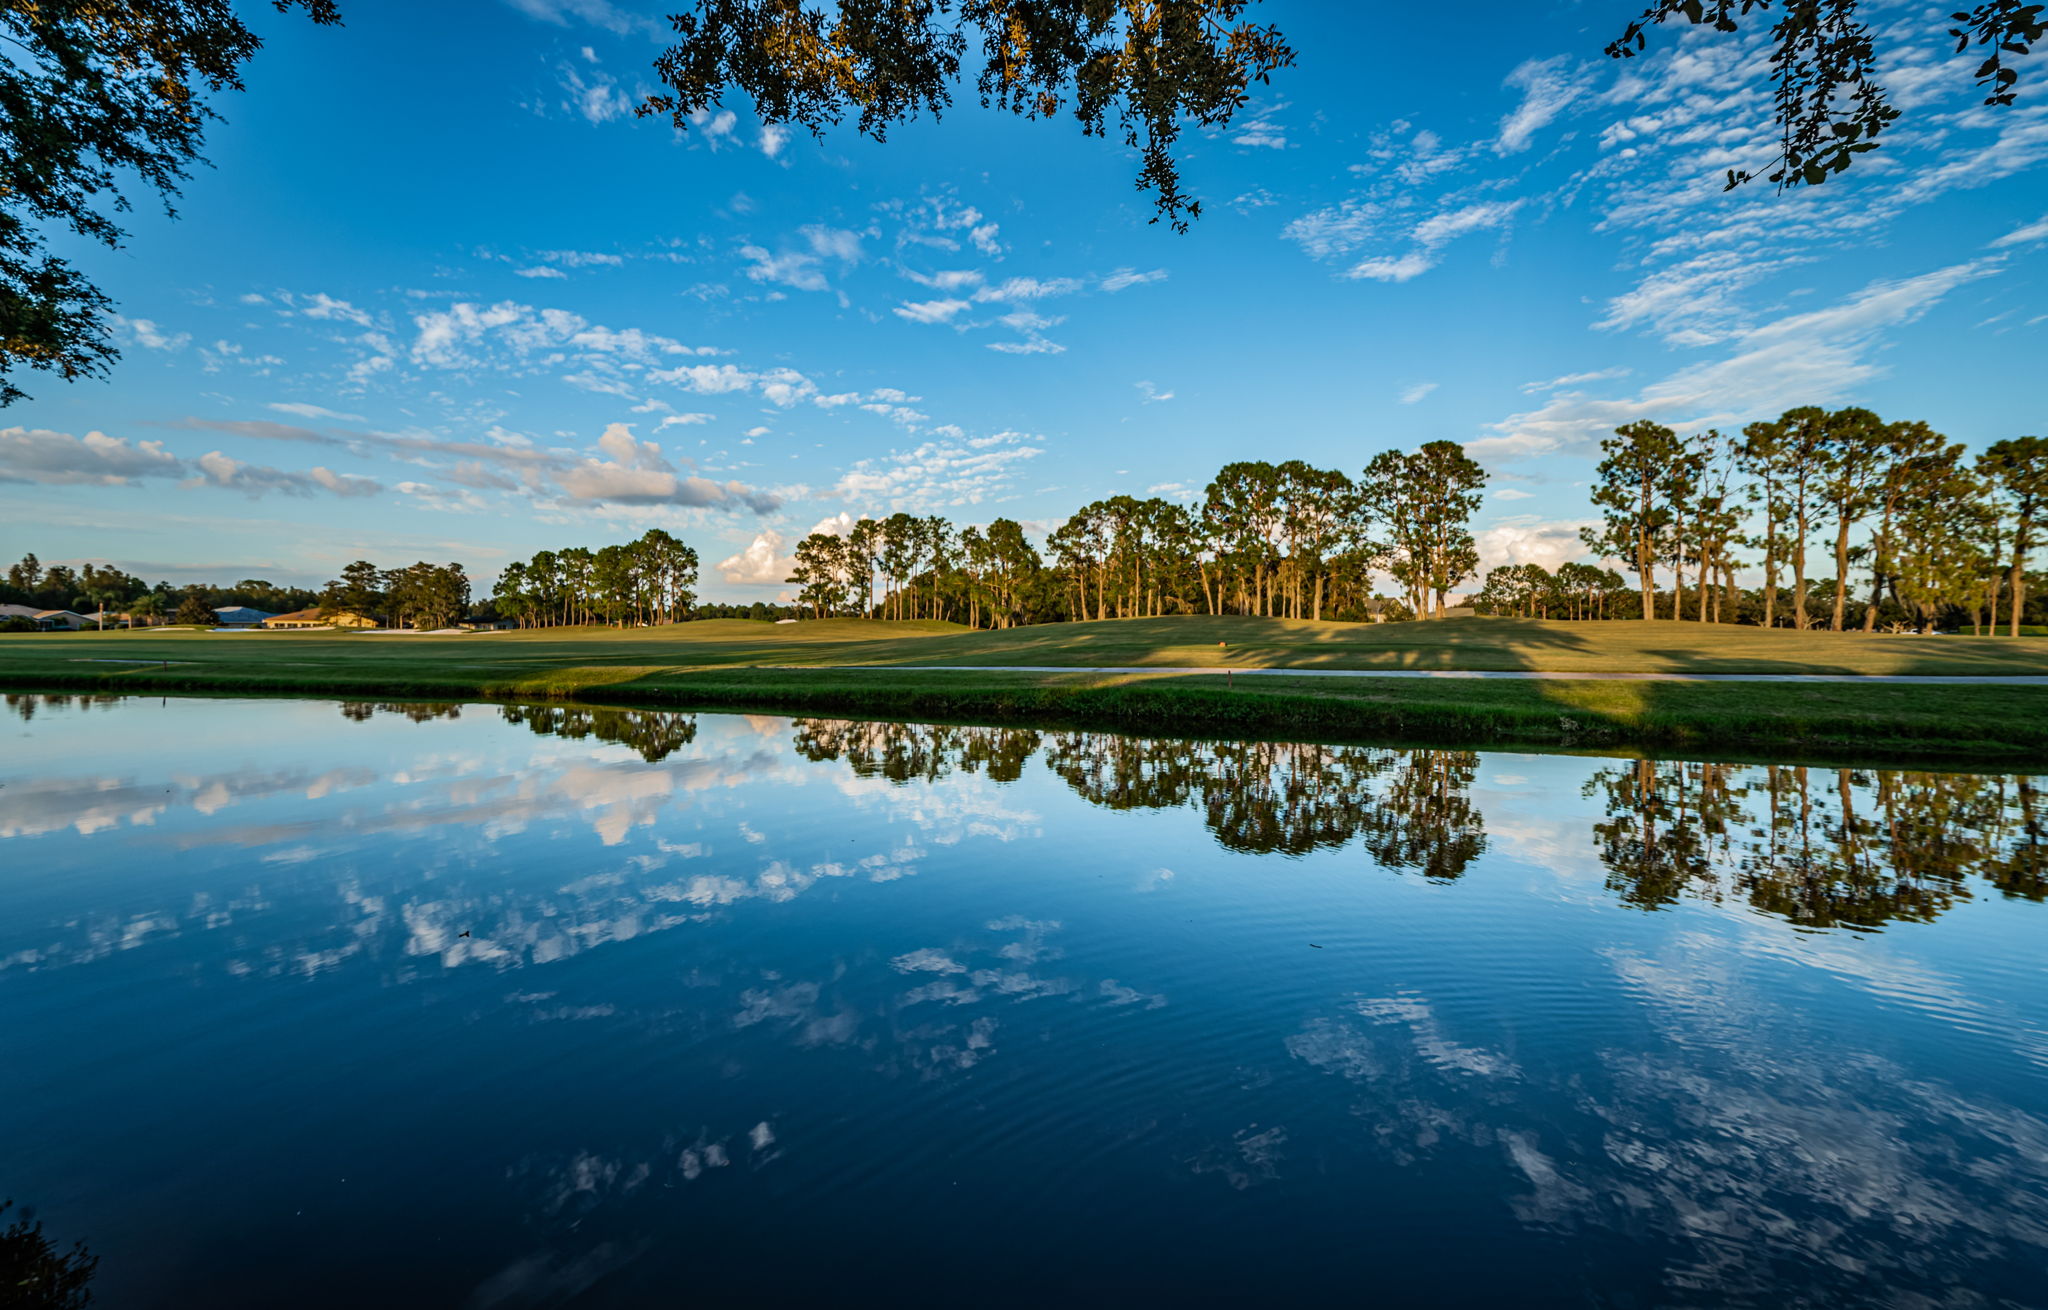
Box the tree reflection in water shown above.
[7,692,121,721]
[498,704,699,764]
[338,700,463,724]
[0,1199,96,1310]
[789,717,1488,872]
[785,717,2045,925]
[266,698,2048,928]
[1587,760,2047,929]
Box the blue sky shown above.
[4,0,2044,600]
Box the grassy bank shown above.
[5,616,2047,764]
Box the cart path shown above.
[774,665,2048,684]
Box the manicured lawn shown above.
[5,616,2047,763]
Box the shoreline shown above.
[8,662,2048,770]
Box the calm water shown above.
[3,694,2046,1308]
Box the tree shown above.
[1862,421,1956,631]
[1893,461,1990,633]
[383,562,468,630]
[1765,406,1832,630]
[645,0,1294,233]
[1814,407,1886,631]
[644,1,2039,241]
[1202,461,1281,616]
[789,532,851,617]
[983,518,1041,627]
[1608,1,2043,193]
[1585,421,1683,621]
[1980,436,2048,637]
[1364,441,1485,619]
[323,560,384,621]
[0,1,340,404]
[6,553,41,593]
[173,595,219,626]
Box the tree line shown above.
[1559,414,2047,634]
[489,529,699,628]
[787,442,1490,626]
[318,560,473,630]
[10,415,2042,637]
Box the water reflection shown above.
[5,693,2048,1307]
[780,715,2043,925]
[0,1200,97,1310]
[9,695,2041,931]
[1588,759,2047,928]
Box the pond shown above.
[2,693,2045,1308]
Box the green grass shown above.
[4,615,2047,764]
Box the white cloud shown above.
[554,424,777,511]
[298,293,374,327]
[893,298,972,324]
[408,300,711,371]
[1346,253,1436,283]
[1230,101,1290,150]
[0,426,183,486]
[1411,199,1524,247]
[1992,213,2048,247]
[1398,382,1439,405]
[833,433,1043,511]
[1283,199,1388,259]
[1475,259,1995,462]
[0,425,377,498]
[903,268,983,291]
[503,0,660,38]
[1135,380,1175,404]
[114,316,190,352]
[1474,516,1597,575]
[1343,199,1525,283]
[1100,267,1168,293]
[1497,56,1586,154]
[556,65,635,124]
[988,339,1065,355]
[973,277,1083,303]
[540,250,625,268]
[267,402,365,422]
[716,530,796,585]
[739,225,864,292]
[514,266,569,279]
[759,123,790,159]
[1520,367,1631,394]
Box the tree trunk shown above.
[2011,515,2032,637]
[1831,515,1853,631]
[1638,527,1655,621]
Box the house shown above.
[263,608,377,630]
[30,609,91,630]
[211,606,275,628]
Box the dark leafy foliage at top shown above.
[1608,0,2045,190]
[0,0,340,404]
[642,0,1295,232]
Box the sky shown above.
[3,0,2044,602]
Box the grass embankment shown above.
[5,616,2048,763]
